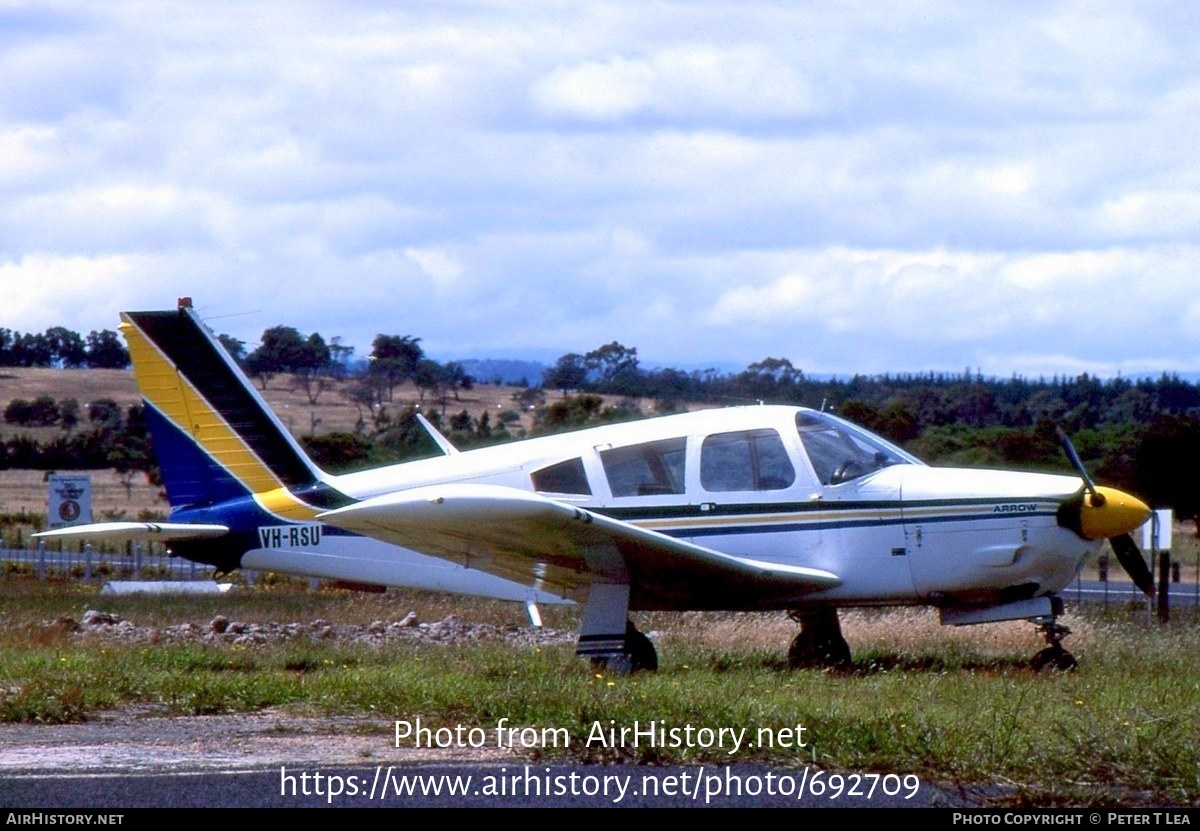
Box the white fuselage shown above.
[242,406,1097,611]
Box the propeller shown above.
[1110,531,1156,598]
[1056,428,1155,597]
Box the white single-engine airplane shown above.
[37,299,1155,672]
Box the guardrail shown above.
[1,542,217,582]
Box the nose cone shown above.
[1078,486,1152,540]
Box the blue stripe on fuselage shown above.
[594,504,1060,539]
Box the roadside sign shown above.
[48,474,92,530]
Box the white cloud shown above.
[3,1,1200,378]
[403,246,463,289]
[533,56,656,120]
[532,44,817,123]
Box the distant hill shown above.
[459,359,547,387]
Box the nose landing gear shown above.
[1030,616,1077,672]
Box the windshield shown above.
[795,410,922,485]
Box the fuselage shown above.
[204,405,1101,612]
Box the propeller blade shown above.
[1110,532,1155,598]
[1056,427,1100,502]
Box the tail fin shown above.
[121,301,330,519]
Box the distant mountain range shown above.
[450,357,1200,388]
[458,359,550,387]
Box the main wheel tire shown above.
[626,623,658,673]
[788,629,851,669]
[1031,646,1077,672]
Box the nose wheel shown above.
[1030,616,1077,672]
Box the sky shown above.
[2,1,1199,378]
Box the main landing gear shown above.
[1030,616,1077,672]
[787,607,852,669]
[583,620,658,676]
[576,585,656,675]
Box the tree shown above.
[369,335,423,400]
[545,353,588,396]
[244,326,330,396]
[342,381,379,435]
[43,327,87,368]
[3,399,33,425]
[442,361,473,401]
[60,398,81,432]
[584,341,641,392]
[328,336,355,380]
[244,326,307,389]
[512,387,546,411]
[736,357,804,402]
[534,394,642,433]
[291,332,332,404]
[87,398,122,428]
[85,330,130,368]
[4,396,61,426]
[300,432,371,472]
[411,358,444,404]
[13,331,52,366]
[216,334,247,364]
[1135,415,1200,531]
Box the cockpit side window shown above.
[531,457,592,495]
[701,429,796,492]
[600,438,686,497]
[795,410,915,485]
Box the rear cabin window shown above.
[531,458,592,495]
[600,438,686,497]
[701,429,796,492]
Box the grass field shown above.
[0,577,1196,806]
[3,369,1198,805]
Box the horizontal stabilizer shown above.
[32,522,230,543]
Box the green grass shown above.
[1,576,1197,805]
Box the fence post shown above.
[1157,550,1170,624]
[37,540,46,582]
[84,542,93,582]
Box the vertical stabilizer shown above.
[121,303,327,517]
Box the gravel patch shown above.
[54,608,576,648]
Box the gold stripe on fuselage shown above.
[631,501,1058,534]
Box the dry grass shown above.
[651,607,1104,662]
[0,366,659,444]
[0,368,140,409]
[0,367,662,542]
[0,468,166,517]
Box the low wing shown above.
[318,484,840,608]
[32,522,230,543]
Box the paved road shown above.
[0,710,974,809]
[0,763,977,809]
[1064,580,1199,608]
